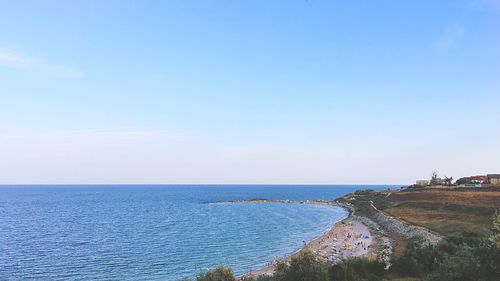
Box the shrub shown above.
[427,244,481,281]
[196,266,236,281]
[354,189,375,195]
[489,209,500,248]
[254,275,272,281]
[391,236,439,277]
[240,275,272,281]
[391,218,500,281]
[274,251,328,281]
[329,257,385,281]
[405,184,425,189]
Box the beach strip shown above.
[245,216,375,277]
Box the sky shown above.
[0,0,499,184]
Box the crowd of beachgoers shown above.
[247,217,374,277]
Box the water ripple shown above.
[0,185,393,280]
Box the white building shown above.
[416,180,429,186]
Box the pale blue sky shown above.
[1,0,499,184]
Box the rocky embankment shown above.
[339,192,442,246]
[370,209,442,245]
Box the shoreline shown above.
[229,200,377,278]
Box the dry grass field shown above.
[376,188,500,236]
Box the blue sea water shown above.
[0,185,395,281]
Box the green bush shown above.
[274,251,328,281]
[254,275,273,281]
[390,214,500,280]
[240,275,272,281]
[329,257,385,281]
[354,189,375,195]
[196,266,236,281]
[391,236,439,277]
[427,244,480,281]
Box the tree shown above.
[455,177,471,185]
[430,171,439,185]
[196,266,236,281]
[443,176,453,186]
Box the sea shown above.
[0,184,396,281]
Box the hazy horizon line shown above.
[0,183,404,186]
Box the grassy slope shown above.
[374,188,500,236]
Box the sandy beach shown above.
[246,216,374,277]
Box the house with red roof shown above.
[487,174,500,185]
[456,174,500,187]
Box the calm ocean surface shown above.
[0,185,395,281]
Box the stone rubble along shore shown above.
[351,215,392,252]
[336,195,442,264]
[338,195,442,246]
[371,210,442,245]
